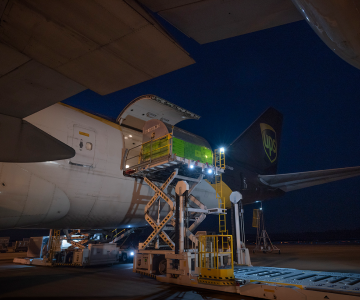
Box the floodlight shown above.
[130,252,134,256]
[220,147,225,153]
[190,164,194,169]
[208,169,213,174]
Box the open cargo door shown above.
[118,95,201,170]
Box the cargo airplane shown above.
[0,1,360,231]
[0,95,359,230]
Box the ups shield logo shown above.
[260,123,277,163]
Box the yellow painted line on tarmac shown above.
[250,279,304,289]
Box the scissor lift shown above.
[124,133,226,250]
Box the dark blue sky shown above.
[64,18,360,234]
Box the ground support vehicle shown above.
[131,144,360,299]
[0,237,9,253]
[14,240,29,252]
[118,248,135,263]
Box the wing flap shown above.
[259,166,360,192]
[0,0,194,96]
[139,0,303,44]
[0,47,85,118]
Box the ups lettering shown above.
[263,134,277,156]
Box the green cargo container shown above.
[141,136,170,161]
[141,136,212,164]
[141,119,213,165]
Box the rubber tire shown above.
[121,253,127,263]
[158,259,167,275]
[153,255,166,275]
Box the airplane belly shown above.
[0,163,70,229]
[0,160,218,230]
[45,178,218,230]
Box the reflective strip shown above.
[250,279,304,290]
[79,131,89,137]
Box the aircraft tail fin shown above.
[226,107,283,175]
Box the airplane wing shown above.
[0,1,194,162]
[0,0,301,119]
[140,0,360,70]
[138,0,303,44]
[259,166,360,192]
[0,0,194,119]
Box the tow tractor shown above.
[13,229,135,267]
[125,117,360,300]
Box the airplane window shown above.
[86,142,92,150]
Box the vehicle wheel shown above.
[121,253,127,263]
[158,259,167,275]
[153,255,166,275]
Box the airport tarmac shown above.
[0,244,359,299]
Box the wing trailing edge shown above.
[259,166,360,192]
[0,114,75,162]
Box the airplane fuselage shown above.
[0,104,219,230]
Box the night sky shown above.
[64,18,360,235]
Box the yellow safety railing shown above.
[139,134,172,163]
[106,228,125,240]
[113,229,125,238]
[48,229,61,262]
[198,235,234,282]
[252,209,260,228]
[214,148,226,233]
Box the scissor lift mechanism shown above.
[139,168,225,251]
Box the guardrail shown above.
[125,134,172,169]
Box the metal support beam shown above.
[111,228,135,243]
[230,191,251,266]
[175,174,201,182]
[175,181,189,253]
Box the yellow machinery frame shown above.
[48,229,61,262]
[139,170,178,250]
[214,148,226,233]
[198,235,234,284]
